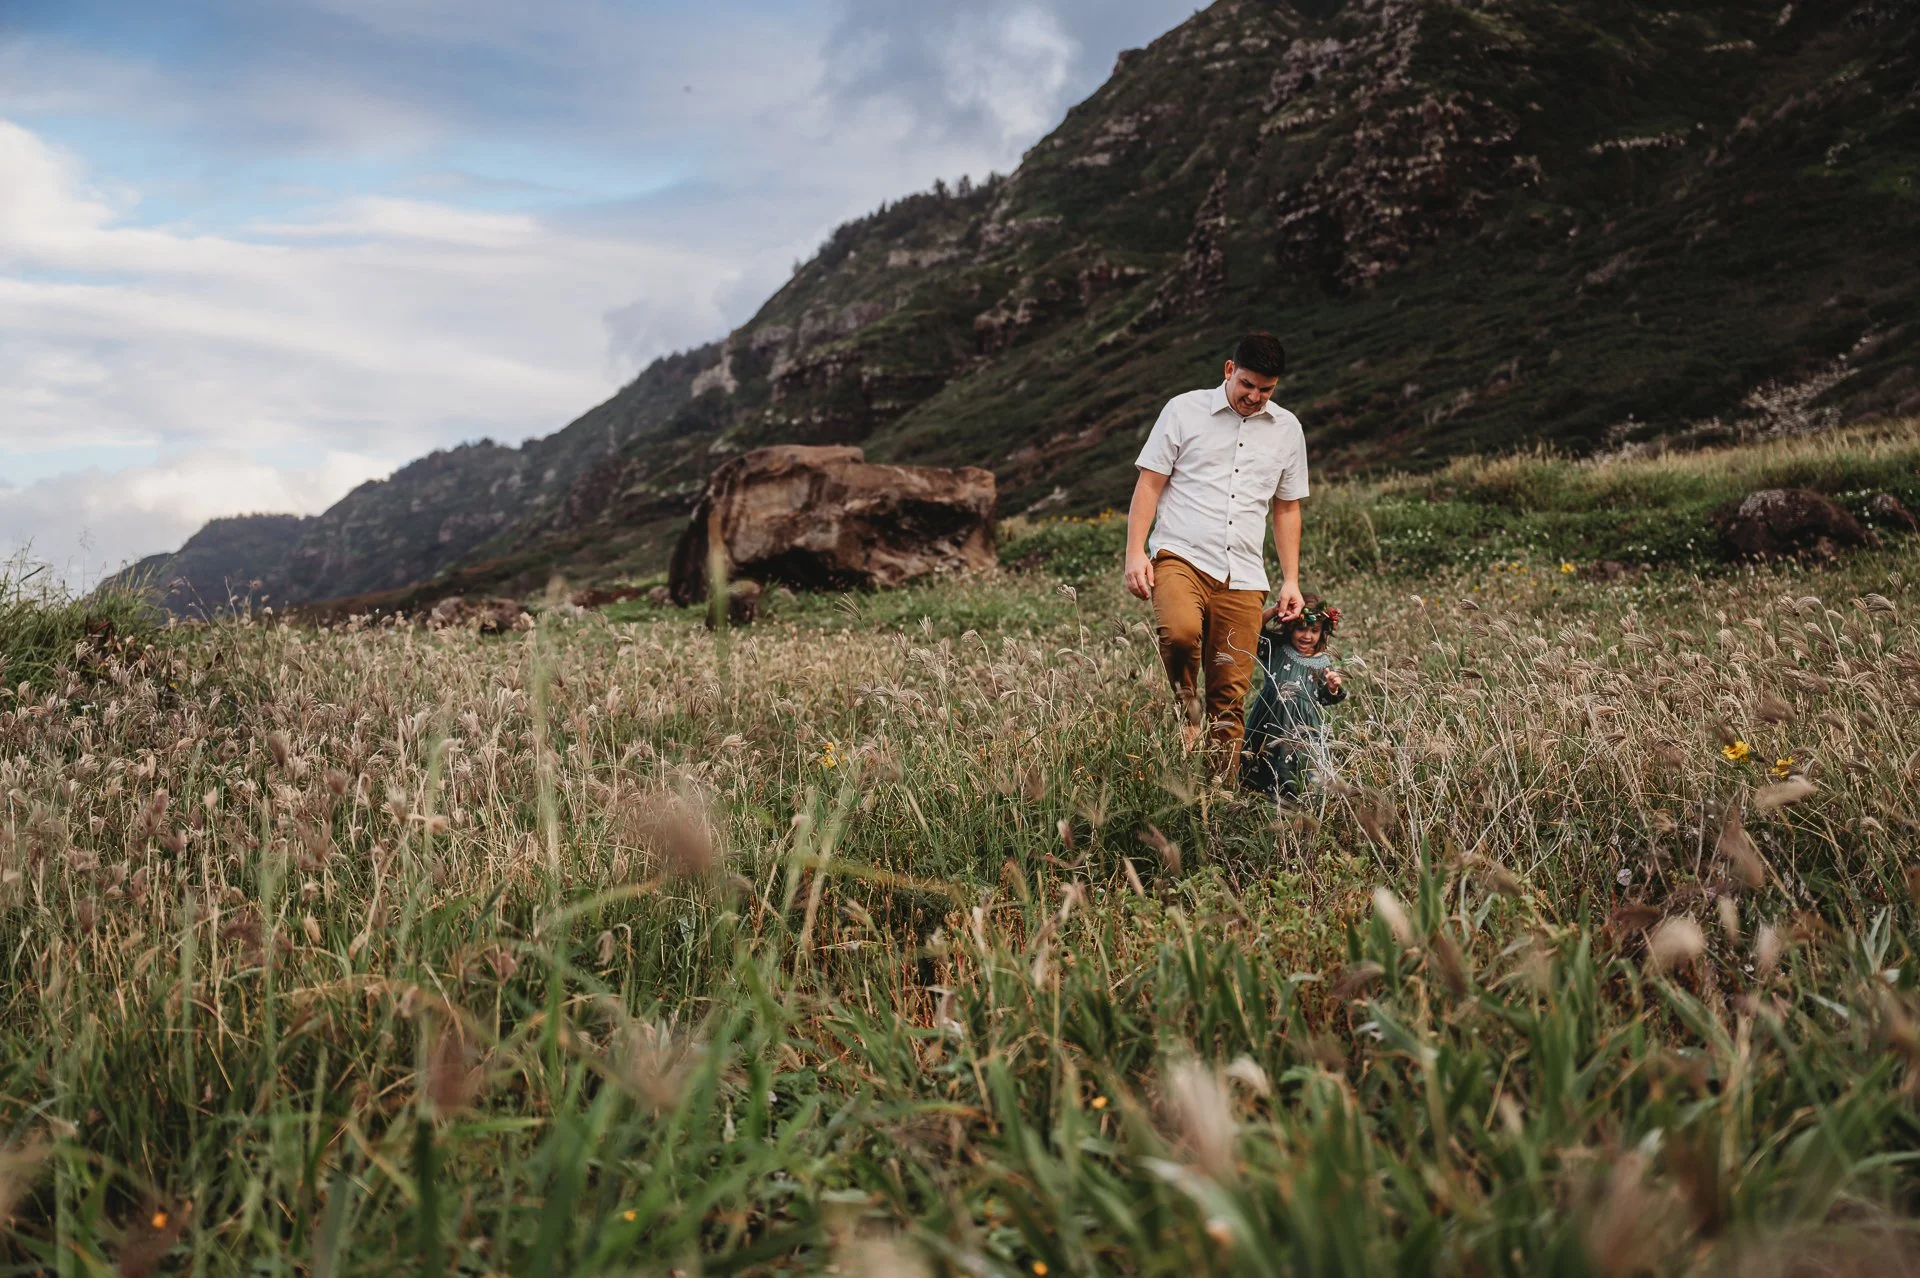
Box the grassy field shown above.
[5,437,1920,1274]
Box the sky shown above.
[0,0,1194,584]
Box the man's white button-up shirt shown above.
[1134,383,1309,592]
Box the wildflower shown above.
[1770,756,1794,779]
[1091,1095,1108,1110]
[622,1210,637,1222]
[1721,740,1752,762]
[151,1211,168,1230]
[820,741,838,768]
[1560,562,1576,575]
[1033,1264,1049,1276]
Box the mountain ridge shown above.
[121,0,1920,611]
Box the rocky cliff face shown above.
[526,0,1918,557]
[133,0,1920,608]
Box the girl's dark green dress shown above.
[1241,633,1346,798]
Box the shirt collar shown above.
[1210,382,1278,421]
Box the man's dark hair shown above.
[1233,332,1287,378]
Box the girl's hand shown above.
[1322,670,1344,694]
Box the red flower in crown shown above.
[1325,608,1341,625]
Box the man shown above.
[1124,332,1308,766]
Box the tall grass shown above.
[1,555,157,692]
[3,506,1920,1271]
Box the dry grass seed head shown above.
[1753,777,1817,815]
[615,1020,703,1114]
[1165,1058,1237,1182]
[1139,824,1181,874]
[1371,888,1415,947]
[1647,916,1706,974]
[424,1022,484,1115]
[1717,807,1769,891]
[627,793,719,879]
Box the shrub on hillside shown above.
[2,557,158,690]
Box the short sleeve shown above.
[1135,399,1182,475]
[1274,418,1310,500]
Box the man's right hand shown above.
[1124,550,1155,600]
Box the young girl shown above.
[1241,595,1346,798]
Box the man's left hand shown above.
[1267,581,1305,622]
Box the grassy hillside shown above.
[115,0,1920,609]
[513,0,1920,589]
[992,417,1920,589]
[6,429,1920,1271]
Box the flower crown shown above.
[1294,602,1339,631]
[1267,599,1339,638]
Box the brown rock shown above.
[427,595,530,634]
[1865,492,1919,534]
[1713,488,1875,561]
[568,585,644,609]
[710,579,763,629]
[1580,559,1639,583]
[668,446,996,605]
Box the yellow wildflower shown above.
[1034,1265,1049,1276]
[150,1212,169,1230]
[1771,756,1794,778]
[820,741,838,768]
[1560,562,1576,574]
[1722,741,1752,762]
[622,1209,638,1222]
[1091,1095,1108,1110]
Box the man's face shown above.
[1223,360,1280,416]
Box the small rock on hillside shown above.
[1714,488,1874,561]
[428,596,532,634]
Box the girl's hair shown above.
[1275,594,1340,644]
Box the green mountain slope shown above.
[127,0,1920,609]
[526,0,1917,552]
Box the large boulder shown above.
[1713,488,1875,561]
[668,446,996,604]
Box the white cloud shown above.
[0,118,749,579]
[0,0,1197,590]
[942,8,1079,146]
[0,450,389,587]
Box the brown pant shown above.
[1149,552,1264,760]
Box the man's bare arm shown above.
[1124,469,1170,600]
[1268,497,1303,620]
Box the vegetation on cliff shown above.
[126,0,1920,611]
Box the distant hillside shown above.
[112,344,714,610]
[128,0,1920,609]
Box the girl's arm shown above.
[1317,668,1347,704]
